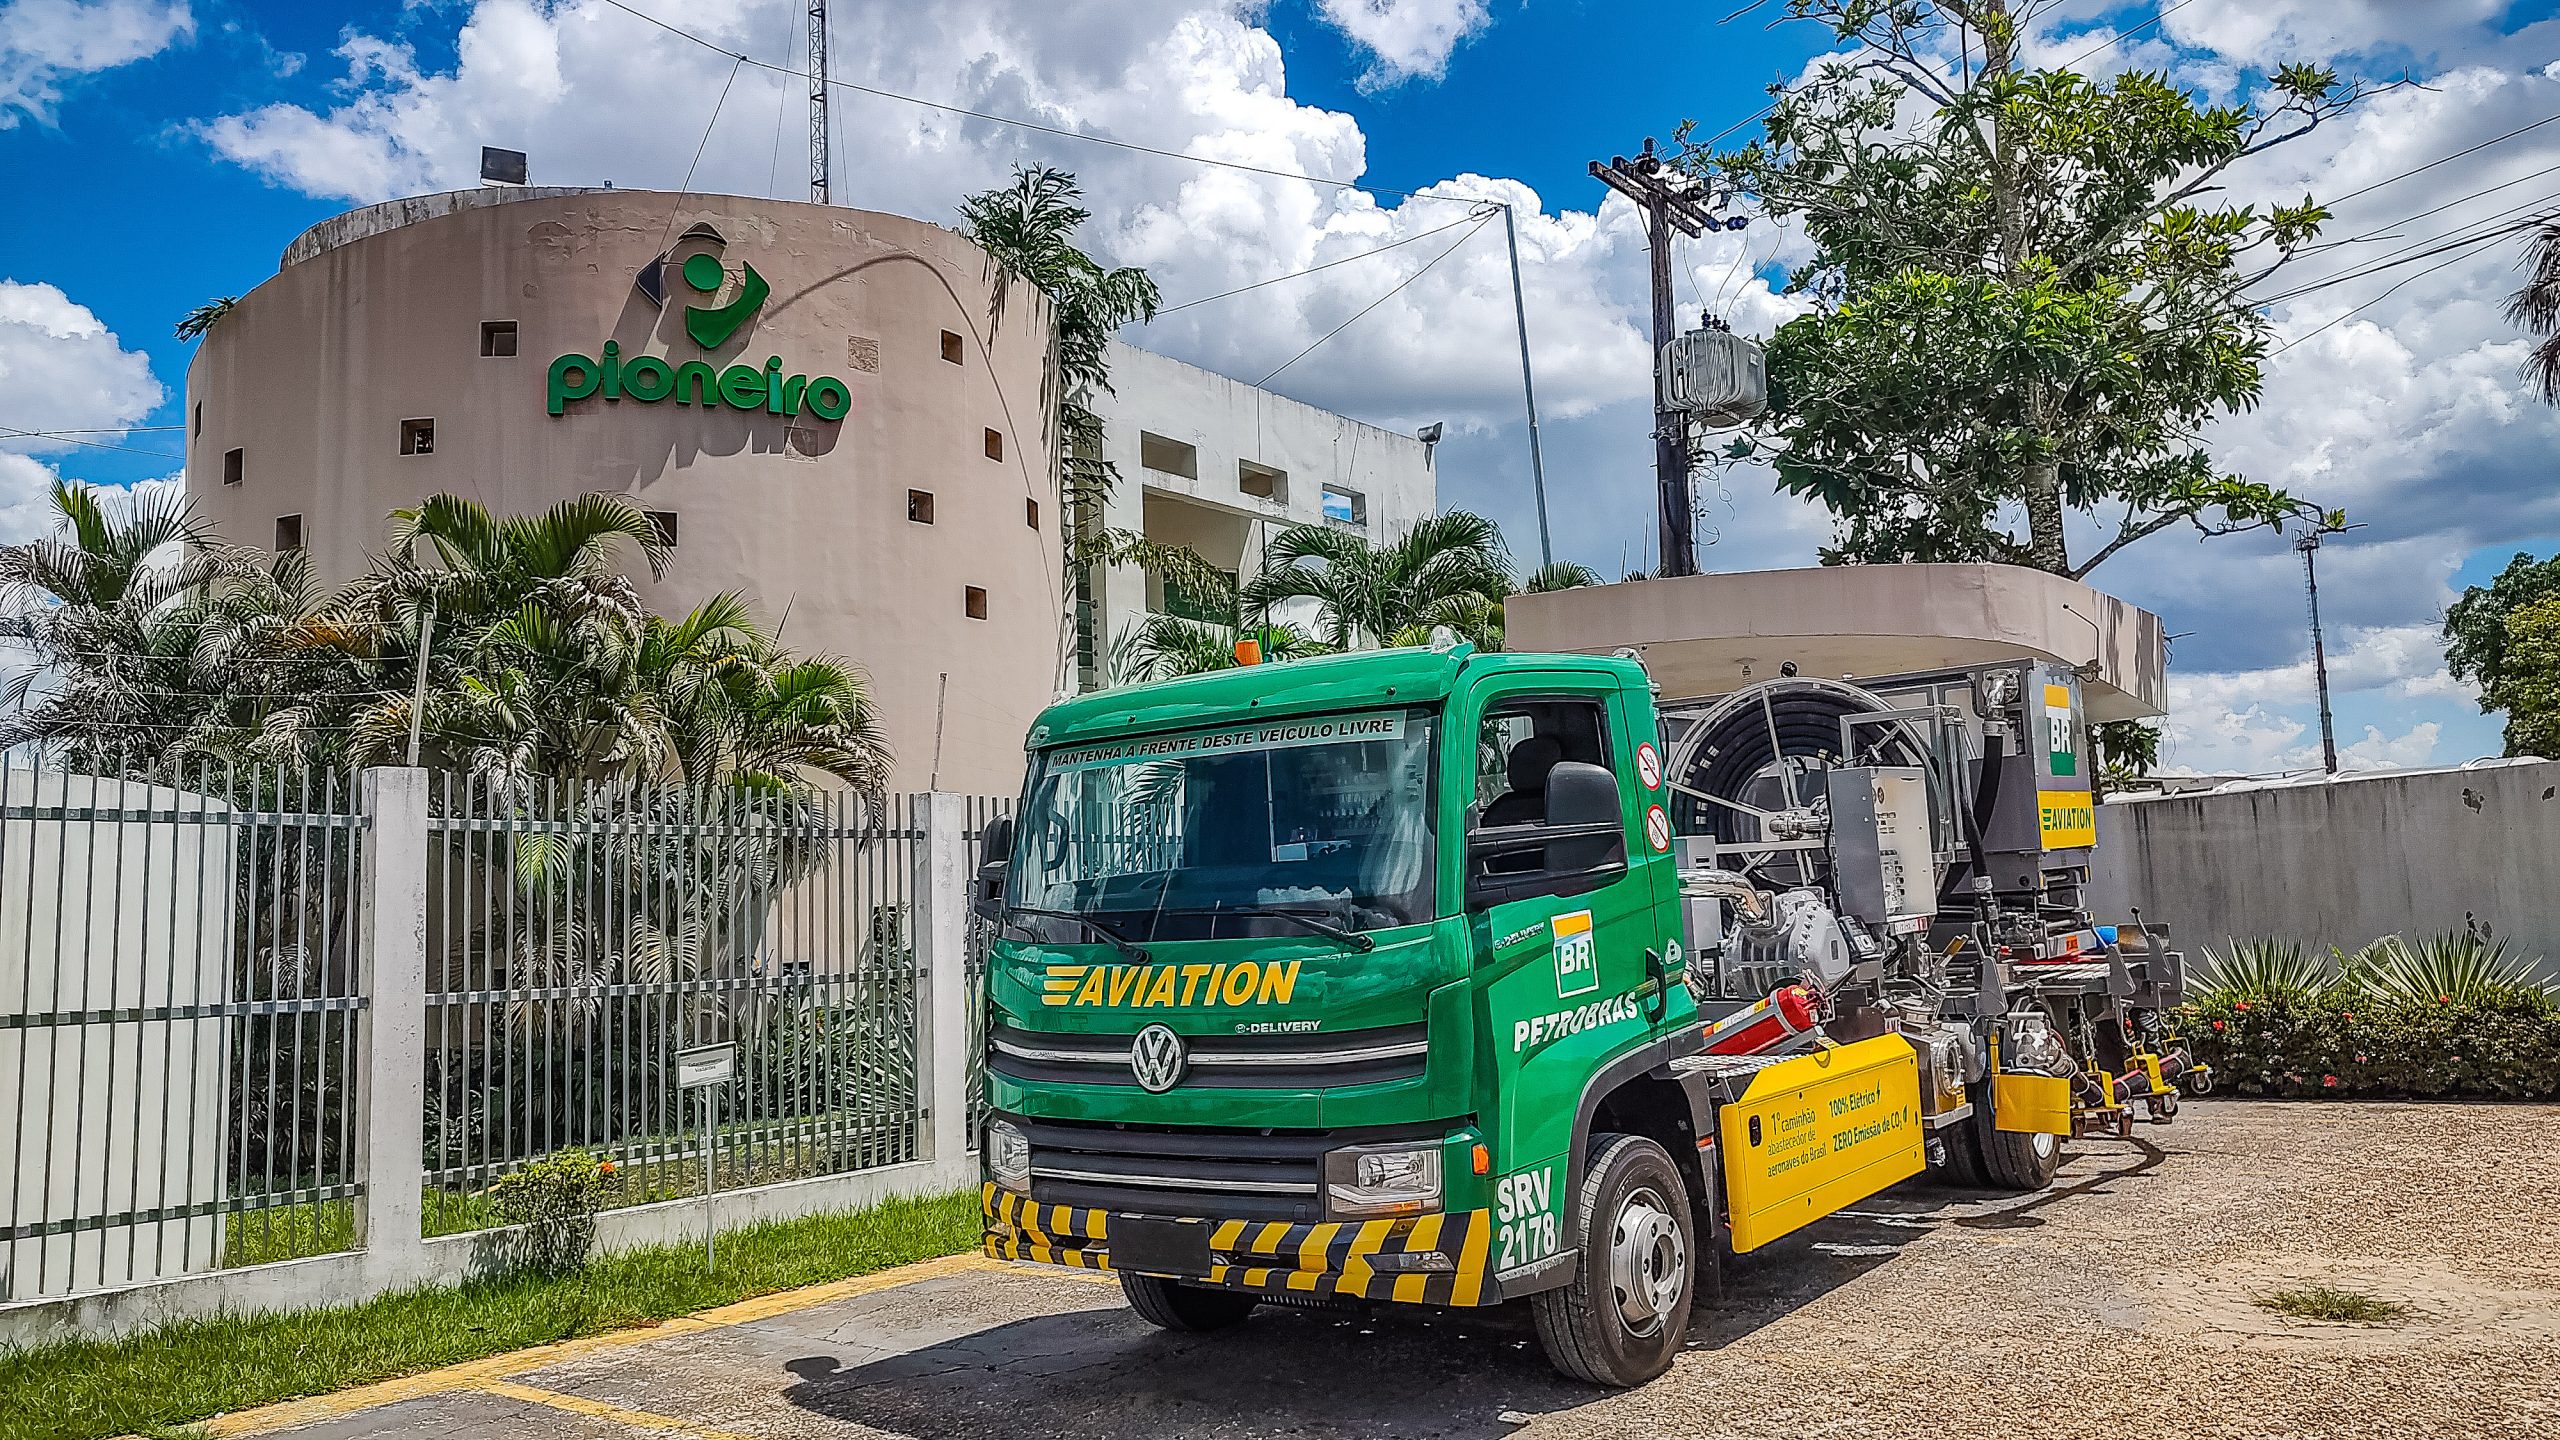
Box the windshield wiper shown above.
[1004,906,1152,963]
[1157,904,1377,953]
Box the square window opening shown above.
[1139,431,1199,480]
[1322,484,1368,527]
[645,510,678,547]
[222,448,243,486]
[480,320,518,357]
[274,514,303,553]
[400,418,437,456]
[192,402,202,437]
[1238,460,1287,502]
[909,489,937,524]
[964,585,989,621]
[1025,497,1040,529]
[940,330,964,364]
[984,427,1004,461]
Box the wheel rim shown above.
[2032,1130,2056,1160]
[1608,1184,1686,1338]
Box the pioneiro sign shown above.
[546,252,852,421]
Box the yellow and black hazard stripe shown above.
[982,1184,1495,1306]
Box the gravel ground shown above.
[267,1100,2560,1440]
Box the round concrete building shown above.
[185,187,1063,796]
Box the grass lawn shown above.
[0,1188,982,1440]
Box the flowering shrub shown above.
[2181,984,2560,1100]
[486,1149,621,1274]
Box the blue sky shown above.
[5,0,2560,773]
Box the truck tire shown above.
[1530,1134,1695,1388]
[1120,1273,1259,1332]
[1934,1112,1989,1188]
[1972,1105,2063,1192]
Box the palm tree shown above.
[960,166,1167,681]
[1524,560,1601,592]
[1242,511,1513,652]
[335,493,670,779]
[175,296,239,342]
[639,594,891,800]
[2512,216,2560,403]
[0,481,254,764]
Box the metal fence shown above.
[419,778,927,1233]
[960,795,1012,1142]
[1,764,367,1303]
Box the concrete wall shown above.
[1085,340,1438,672]
[2088,761,2560,960]
[1507,563,2168,721]
[186,189,1062,797]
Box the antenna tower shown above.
[807,0,829,203]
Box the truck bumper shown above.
[982,1184,1498,1306]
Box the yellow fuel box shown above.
[1717,1035,1927,1252]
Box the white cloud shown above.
[168,0,2560,761]
[0,0,191,128]
[1312,0,1491,88]
[0,279,167,543]
[2162,0,2514,68]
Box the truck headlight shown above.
[986,1118,1031,1193]
[1324,1141,1442,1219]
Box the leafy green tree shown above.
[1242,511,1513,651]
[2445,550,2560,756]
[1694,0,2357,576]
[2502,596,2560,758]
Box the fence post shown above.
[913,792,972,1170]
[355,767,429,1284]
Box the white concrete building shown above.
[1079,341,1440,686]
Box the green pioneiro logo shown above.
[545,253,850,420]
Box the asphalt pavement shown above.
[210,1101,2560,1440]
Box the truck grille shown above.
[1007,1114,1445,1223]
[987,1021,1428,1090]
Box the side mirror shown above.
[973,815,1014,919]
[1542,761,1626,872]
[1464,760,1628,908]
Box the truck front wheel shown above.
[1120,1273,1258,1331]
[1530,1133,1695,1388]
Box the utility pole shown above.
[1591,139,1719,577]
[807,0,830,203]
[2297,531,2340,774]
[1497,204,1554,568]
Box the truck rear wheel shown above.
[1972,1105,2063,1192]
[1530,1133,1695,1388]
[1120,1274,1259,1332]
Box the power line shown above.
[1259,213,1496,386]
[2320,109,2560,212]
[1149,213,1487,317]
[2259,201,2556,306]
[0,426,184,460]
[595,0,1471,208]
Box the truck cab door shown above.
[1458,673,1671,1277]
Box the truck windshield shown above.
[1008,706,1438,941]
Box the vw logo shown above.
[1129,1023,1188,1093]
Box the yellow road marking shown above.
[476,1379,766,1439]
[201,1251,1003,1438]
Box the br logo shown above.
[679,252,769,348]
[1552,910,1598,998]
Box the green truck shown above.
[974,641,2194,1386]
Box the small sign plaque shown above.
[675,1042,736,1090]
